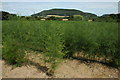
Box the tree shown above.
[73,15,84,21]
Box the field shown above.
[2,20,120,75]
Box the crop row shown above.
[2,20,120,71]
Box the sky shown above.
[1,1,119,16]
[1,0,120,2]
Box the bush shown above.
[3,35,25,66]
[72,15,84,21]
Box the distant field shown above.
[2,20,120,72]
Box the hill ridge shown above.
[31,8,97,18]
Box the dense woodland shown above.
[0,11,17,20]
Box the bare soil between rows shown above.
[1,60,119,78]
[1,52,120,78]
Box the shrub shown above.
[3,35,25,66]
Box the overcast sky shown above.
[1,0,120,2]
[1,1,119,16]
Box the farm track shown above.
[1,52,119,78]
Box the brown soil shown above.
[54,60,119,78]
[1,52,119,78]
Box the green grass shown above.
[2,20,119,69]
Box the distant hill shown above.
[31,9,97,18]
[1,10,119,22]
[102,14,120,19]
[96,13,120,22]
[0,11,17,20]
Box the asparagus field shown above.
[2,20,120,73]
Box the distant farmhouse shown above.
[62,19,68,21]
[41,19,46,21]
[88,19,93,22]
